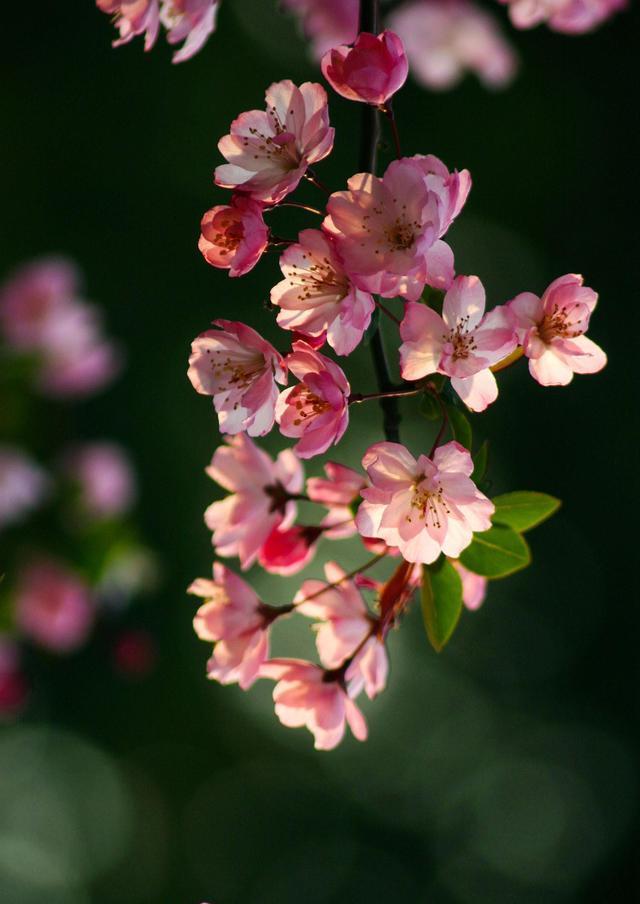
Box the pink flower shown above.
[307,460,366,506]
[323,158,444,301]
[15,560,94,653]
[400,275,516,411]
[0,447,49,529]
[0,637,29,719]
[258,523,321,576]
[356,441,494,564]
[97,1,161,51]
[0,257,78,349]
[215,80,334,205]
[276,342,350,458]
[188,320,286,437]
[270,229,376,356]
[500,0,625,33]
[204,434,303,569]
[507,274,606,386]
[61,442,136,519]
[189,563,279,689]
[259,658,368,750]
[389,0,518,91]
[159,0,218,63]
[296,562,388,699]
[451,560,487,610]
[198,196,269,277]
[282,0,359,60]
[321,30,409,106]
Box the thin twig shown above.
[381,101,402,158]
[304,170,332,196]
[375,298,401,326]
[349,387,421,405]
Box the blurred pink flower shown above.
[198,196,269,277]
[204,434,303,569]
[259,658,368,750]
[15,560,94,653]
[296,561,387,699]
[215,80,334,205]
[0,637,29,719]
[306,460,366,507]
[0,447,49,529]
[270,229,375,356]
[276,342,350,458]
[258,523,321,575]
[0,257,78,349]
[323,158,442,301]
[321,30,409,106]
[97,0,161,51]
[62,442,136,519]
[190,563,278,688]
[500,0,625,33]
[508,273,606,386]
[400,275,516,411]
[188,320,286,437]
[159,0,218,63]
[356,441,494,564]
[282,0,359,59]
[451,559,487,610]
[389,0,518,91]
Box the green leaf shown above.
[420,392,440,421]
[421,558,463,652]
[492,491,561,533]
[362,306,380,346]
[472,440,489,482]
[446,403,472,450]
[459,524,531,578]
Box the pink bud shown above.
[321,30,409,106]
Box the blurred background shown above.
[1,1,638,901]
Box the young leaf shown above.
[472,440,489,482]
[420,392,440,421]
[492,491,561,533]
[421,557,463,652]
[446,403,472,451]
[459,525,531,578]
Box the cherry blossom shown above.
[296,562,388,699]
[276,342,350,458]
[451,560,487,610]
[500,0,625,33]
[0,447,49,530]
[321,30,409,106]
[204,434,303,569]
[159,0,219,63]
[198,196,269,278]
[306,461,366,507]
[190,563,279,689]
[356,441,494,564]
[97,0,161,52]
[507,273,606,386]
[282,0,359,60]
[15,560,95,653]
[61,442,136,520]
[188,320,286,436]
[270,229,376,356]
[0,257,78,349]
[400,276,516,411]
[259,658,368,750]
[258,523,321,576]
[389,0,517,91]
[215,80,334,205]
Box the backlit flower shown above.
[159,0,218,63]
[188,320,286,436]
[215,80,334,205]
[276,342,350,458]
[271,229,375,355]
[198,196,269,278]
[451,559,487,610]
[97,0,161,51]
[204,434,303,569]
[500,0,625,33]
[259,658,368,750]
[321,30,409,106]
[507,273,606,386]
[400,275,516,411]
[356,441,494,564]
[307,460,366,507]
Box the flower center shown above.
[538,303,583,344]
[291,385,329,425]
[443,316,477,360]
[211,215,244,256]
[292,255,348,303]
[385,218,416,251]
[204,347,264,394]
[407,478,449,527]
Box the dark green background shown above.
[1,1,638,901]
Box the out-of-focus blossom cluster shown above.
[0,258,157,721]
[499,0,625,33]
[97,0,219,63]
[185,27,606,749]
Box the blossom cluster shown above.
[0,259,157,720]
[186,28,606,749]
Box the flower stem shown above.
[276,202,324,217]
[428,389,450,458]
[293,552,386,606]
[305,169,332,196]
[360,0,401,443]
[349,387,421,405]
[381,100,402,158]
[375,298,401,325]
